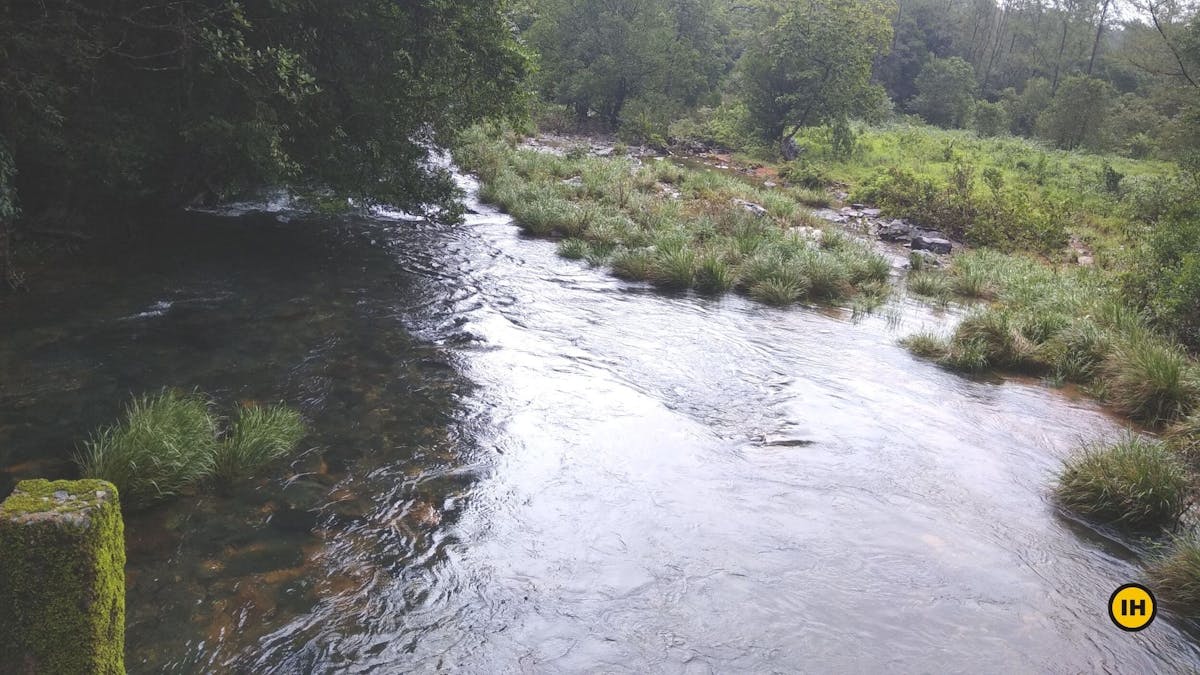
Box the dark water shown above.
[2,176,1200,673]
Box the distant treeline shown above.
[518,0,1200,160]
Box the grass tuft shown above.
[1055,434,1190,530]
[75,390,219,509]
[213,404,307,482]
[1148,536,1200,612]
[1101,336,1200,428]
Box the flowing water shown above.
[3,174,1200,673]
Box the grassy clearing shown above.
[900,249,1200,429]
[1055,435,1191,531]
[456,125,891,308]
[75,390,306,508]
[792,122,1180,256]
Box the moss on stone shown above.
[0,479,125,674]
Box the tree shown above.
[1037,75,1116,148]
[0,1,528,226]
[910,56,979,127]
[739,0,894,155]
[527,0,729,131]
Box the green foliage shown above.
[1038,76,1116,151]
[75,391,219,509]
[900,331,950,358]
[910,56,977,129]
[213,405,307,482]
[74,390,306,508]
[1123,214,1200,350]
[1148,535,1200,612]
[1055,435,1190,530]
[1101,336,1200,428]
[458,128,895,308]
[528,0,728,130]
[738,0,894,148]
[973,101,1009,138]
[0,0,528,220]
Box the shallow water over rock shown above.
[2,176,1199,672]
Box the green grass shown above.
[900,331,950,359]
[1055,434,1191,531]
[900,249,1200,428]
[455,126,896,308]
[75,390,219,509]
[1166,412,1200,465]
[1148,536,1200,612]
[213,404,307,482]
[74,390,307,508]
[1102,337,1200,428]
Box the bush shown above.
[75,391,219,508]
[1101,336,1200,427]
[1148,536,1200,612]
[213,405,307,482]
[1055,435,1190,530]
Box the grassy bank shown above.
[454,125,892,309]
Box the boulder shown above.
[912,236,953,254]
[878,219,913,242]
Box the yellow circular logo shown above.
[1109,583,1157,632]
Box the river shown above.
[1,173,1198,672]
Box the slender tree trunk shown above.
[1052,15,1069,94]
[1087,0,1111,76]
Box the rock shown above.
[912,236,953,254]
[0,479,126,673]
[763,180,778,188]
[878,220,913,242]
[851,203,866,209]
[733,198,769,218]
[1077,255,1094,266]
[561,176,583,188]
[863,208,882,217]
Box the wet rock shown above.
[733,198,769,218]
[912,236,953,254]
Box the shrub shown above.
[1055,435,1190,530]
[213,405,307,482]
[75,391,219,508]
[1148,536,1200,612]
[1101,336,1200,427]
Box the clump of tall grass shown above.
[798,249,851,301]
[611,247,657,280]
[901,331,950,358]
[74,390,307,509]
[1055,434,1190,530]
[751,277,808,306]
[558,238,590,260]
[907,271,951,299]
[213,405,307,482]
[694,251,736,293]
[75,390,219,508]
[1101,335,1200,428]
[651,246,697,289]
[1166,412,1200,465]
[1148,536,1200,612]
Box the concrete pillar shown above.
[0,479,125,674]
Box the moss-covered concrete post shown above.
[0,479,125,674]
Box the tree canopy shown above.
[0,1,528,222]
